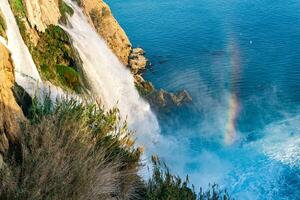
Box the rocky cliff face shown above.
[23,0,61,32]
[79,0,132,65]
[0,44,25,154]
[9,0,192,108]
[22,0,132,65]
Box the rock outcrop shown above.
[0,44,25,154]
[129,48,148,74]
[23,0,61,32]
[79,0,132,65]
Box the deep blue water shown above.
[106,0,300,199]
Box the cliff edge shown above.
[0,44,25,154]
[78,0,132,65]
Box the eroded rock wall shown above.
[79,0,132,65]
[0,44,25,154]
[20,0,133,65]
[23,0,61,32]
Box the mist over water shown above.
[106,0,300,199]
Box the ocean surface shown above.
[106,0,300,199]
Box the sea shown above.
[106,0,300,199]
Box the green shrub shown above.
[9,0,26,17]
[0,97,143,199]
[146,156,233,200]
[0,96,234,199]
[59,0,74,24]
[146,156,197,200]
[8,0,30,45]
[56,64,81,92]
[31,25,84,92]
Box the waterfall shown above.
[0,0,41,97]
[0,0,160,149]
[61,0,160,146]
[0,0,71,100]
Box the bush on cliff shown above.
[0,97,143,200]
[31,25,85,93]
[0,96,233,200]
[9,0,84,93]
[58,0,74,24]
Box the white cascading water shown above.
[0,0,160,150]
[61,0,160,147]
[0,0,70,100]
[0,0,41,97]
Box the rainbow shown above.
[224,37,241,145]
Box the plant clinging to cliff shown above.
[146,156,233,200]
[58,0,74,24]
[0,97,143,200]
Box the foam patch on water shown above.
[257,115,300,168]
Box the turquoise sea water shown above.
[106,0,300,199]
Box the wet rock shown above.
[172,90,193,106]
[149,89,192,108]
[132,47,144,55]
[134,74,154,95]
[129,48,148,74]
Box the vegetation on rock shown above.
[59,0,74,24]
[31,25,83,93]
[8,0,84,93]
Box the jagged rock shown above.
[132,48,144,55]
[0,44,25,154]
[129,48,148,74]
[150,89,192,108]
[23,0,61,32]
[172,90,193,106]
[134,74,154,95]
[80,0,132,65]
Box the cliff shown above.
[10,0,191,107]
[0,44,25,154]
[77,0,132,65]
[21,0,131,65]
[22,0,61,32]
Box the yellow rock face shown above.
[0,44,25,154]
[23,0,61,32]
[21,0,132,65]
[80,0,132,65]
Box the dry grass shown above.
[0,98,144,200]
